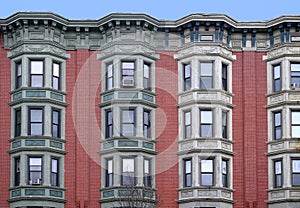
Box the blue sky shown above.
[0,0,299,21]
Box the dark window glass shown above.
[143,110,151,138]
[184,111,191,139]
[184,64,191,91]
[291,63,300,88]
[274,160,282,188]
[222,159,228,187]
[201,159,214,186]
[105,110,113,138]
[184,159,192,187]
[122,158,135,186]
[29,157,42,185]
[14,157,20,186]
[143,63,151,90]
[30,60,44,87]
[144,159,151,187]
[291,111,300,138]
[292,159,300,186]
[274,111,282,140]
[52,109,60,138]
[106,63,113,90]
[28,108,43,136]
[200,110,213,137]
[121,109,135,137]
[273,65,281,92]
[222,111,228,139]
[15,62,22,89]
[52,62,61,90]
[222,64,228,91]
[51,158,59,186]
[106,159,113,187]
[200,62,213,90]
[15,108,21,137]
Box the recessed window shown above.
[28,157,42,185]
[15,61,22,89]
[222,159,229,188]
[121,62,135,87]
[28,107,43,136]
[121,109,135,137]
[184,159,192,187]
[291,111,300,138]
[122,158,135,186]
[143,63,151,90]
[274,111,282,140]
[52,109,61,138]
[184,111,191,139]
[184,64,191,91]
[106,159,113,187]
[222,63,228,91]
[274,160,282,188]
[200,110,213,137]
[51,158,59,186]
[144,159,151,187]
[15,108,21,137]
[200,159,214,186]
[14,157,20,186]
[200,62,213,90]
[292,159,300,186]
[273,64,281,92]
[291,63,300,89]
[30,60,44,87]
[105,110,113,138]
[106,63,113,90]
[143,109,151,138]
[52,62,61,90]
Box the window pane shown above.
[185,126,191,138]
[144,160,150,174]
[52,111,59,124]
[276,175,282,187]
[201,174,213,186]
[292,112,300,124]
[30,158,42,166]
[275,161,282,174]
[144,64,150,78]
[185,160,191,173]
[222,161,227,174]
[201,160,213,172]
[293,160,300,172]
[31,76,43,87]
[200,77,213,89]
[123,158,134,172]
[122,124,135,136]
[275,112,281,126]
[184,64,191,78]
[201,111,212,123]
[108,160,113,174]
[292,174,300,186]
[52,159,58,172]
[200,63,213,75]
[122,62,134,69]
[31,61,43,74]
[30,109,42,121]
[274,65,281,79]
[185,112,191,125]
[185,174,192,187]
[201,124,212,137]
[31,124,43,135]
[292,126,300,138]
[53,63,60,77]
[122,110,134,123]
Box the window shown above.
[30,60,44,87]
[273,64,281,92]
[292,159,300,186]
[143,110,151,138]
[184,159,192,187]
[106,159,113,187]
[51,158,59,186]
[274,111,282,140]
[106,63,113,90]
[144,159,151,187]
[274,160,282,188]
[14,157,20,186]
[28,107,43,136]
[222,111,228,139]
[291,111,300,138]
[15,108,21,137]
[222,159,228,188]
[200,159,214,186]
[184,64,191,91]
[52,62,61,90]
[52,109,60,138]
[28,157,42,185]
[15,61,22,89]
[121,109,135,137]
[291,63,300,88]
[184,111,191,139]
[143,63,151,90]
[122,158,135,186]
[105,110,113,138]
[200,110,213,137]
[222,63,228,91]
[200,62,213,90]
[121,62,135,86]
